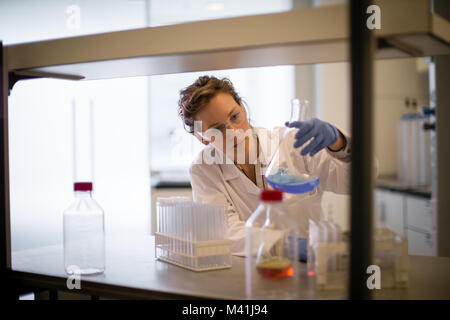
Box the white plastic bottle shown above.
[245,189,299,299]
[63,182,105,275]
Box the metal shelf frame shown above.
[1,0,449,300]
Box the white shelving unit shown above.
[4,0,450,81]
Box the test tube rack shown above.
[155,197,232,272]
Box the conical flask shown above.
[265,98,320,194]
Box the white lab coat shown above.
[189,126,351,256]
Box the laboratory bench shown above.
[376,176,432,199]
[9,234,450,300]
[150,170,191,189]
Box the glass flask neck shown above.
[74,190,92,198]
[290,98,309,122]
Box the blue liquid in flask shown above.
[266,168,319,194]
[265,98,320,194]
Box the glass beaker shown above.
[265,98,320,194]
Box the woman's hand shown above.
[285,118,345,157]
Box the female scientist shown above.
[178,76,351,261]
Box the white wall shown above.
[3,0,150,251]
[9,77,151,251]
[374,58,429,176]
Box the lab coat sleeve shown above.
[189,162,284,257]
[317,129,379,186]
[309,150,351,194]
[290,129,351,195]
[325,131,352,163]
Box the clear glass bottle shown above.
[63,182,105,275]
[265,98,320,194]
[245,189,299,299]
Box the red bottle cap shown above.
[74,182,93,191]
[260,189,283,201]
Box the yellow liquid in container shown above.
[256,257,294,279]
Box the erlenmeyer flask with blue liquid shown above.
[265,99,320,194]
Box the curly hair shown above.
[178,76,245,133]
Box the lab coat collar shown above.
[221,163,241,181]
[219,127,275,196]
[241,175,262,196]
[220,163,262,196]
[218,157,262,197]
[215,127,281,196]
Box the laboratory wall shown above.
[2,0,152,251]
[8,77,152,251]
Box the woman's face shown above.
[194,92,251,159]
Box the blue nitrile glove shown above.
[298,237,307,263]
[285,118,339,157]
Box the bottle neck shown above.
[261,200,282,210]
[259,201,285,223]
[262,200,281,203]
[74,191,92,198]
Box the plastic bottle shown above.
[245,189,299,299]
[265,99,320,194]
[63,182,105,275]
